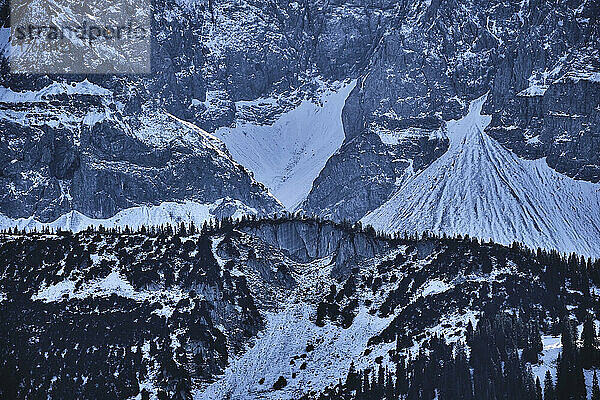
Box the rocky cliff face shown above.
[240,219,389,276]
[0,0,286,222]
[483,0,600,182]
[303,0,600,219]
[0,87,281,221]
[0,0,598,228]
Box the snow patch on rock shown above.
[0,80,111,103]
[196,304,391,400]
[32,267,186,318]
[420,279,451,297]
[214,81,356,210]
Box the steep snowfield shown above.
[0,198,256,233]
[197,255,392,400]
[362,95,600,258]
[214,81,356,210]
[197,304,391,400]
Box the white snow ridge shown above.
[362,95,600,258]
[0,199,257,233]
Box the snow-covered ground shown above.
[0,79,111,102]
[0,198,256,233]
[30,246,189,318]
[531,335,562,389]
[531,332,600,399]
[214,81,356,210]
[196,249,487,400]
[31,267,185,316]
[531,335,562,385]
[363,95,600,258]
[197,252,392,400]
[196,304,392,400]
[419,279,451,298]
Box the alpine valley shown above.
[1,0,600,399]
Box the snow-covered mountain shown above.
[1,0,598,258]
[362,96,600,258]
[301,0,600,226]
[2,217,598,399]
[1,1,600,397]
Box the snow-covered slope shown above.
[197,255,392,400]
[0,198,256,233]
[197,305,391,400]
[362,95,600,258]
[214,81,356,210]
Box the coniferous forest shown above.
[1,215,600,399]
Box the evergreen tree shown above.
[544,370,556,400]
[466,320,474,345]
[593,371,600,400]
[345,361,360,393]
[581,316,599,368]
[455,346,473,400]
[362,370,371,397]
[384,366,395,399]
[557,320,586,400]
[528,318,544,363]
[395,357,408,397]
[536,377,543,400]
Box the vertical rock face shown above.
[240,219,388,275]
[303,0,600,219]
[483,0,600,182]
[543,77,600,181]
[0,0,288,222]
[0,103,283,221]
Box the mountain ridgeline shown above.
[1,216,600,399]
